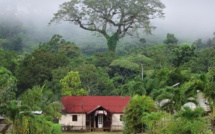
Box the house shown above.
[59,96,130,131]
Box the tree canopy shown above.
[0,67,17,103]
[60,71,88,96]
[163,33,178,45]
[50,0,165,52]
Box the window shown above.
[120,115,123,121]
[72,115,78,121]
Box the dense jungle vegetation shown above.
[1,19,215,133]
[1,0,215,133]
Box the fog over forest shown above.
[1,0,215,46]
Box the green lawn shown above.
[62,132,122,134]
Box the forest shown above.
[1,0,215,134]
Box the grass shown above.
[62,132,123,134]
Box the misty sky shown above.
[157,0,215,40]
[1,0,215,43]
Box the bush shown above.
[51,123,61,134]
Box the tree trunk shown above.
[107,34,119,53]
[141,64,144,80]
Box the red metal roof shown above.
[62,96,130,113]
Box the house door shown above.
[98,114,103,128]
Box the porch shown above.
[86,106,112,131]
[61,125,122,132]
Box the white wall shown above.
[111,114,123,130]
[59,113,124,131]
[59,114,86,127]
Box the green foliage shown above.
[0,38,8,46]
[172,44,195,67]
[123,95,156,134]
[21,86,43,110]
[142,77,160,96]
[206,38,215,48]
[92,51,115,67]
[110,58,139,85]
[39,34,63,53]
[20,86,62,121]
[16,48,69,94]
[152,69,198,113]
[157,85,197,114]
[120,76,146,96]
[128,54,153,79]
[29,115,52,134]
[176,107,206,120]
[0,100,33,133]
[60,71,88,96]
[0,48,18,73]
[129,54,153,65]
[50,0,165,52]
[43,102,63,121]
[11,114,62,134]
[45,66,72,98]
[164,33,178,45]
[190,48,215,73]
[2,14,215,133]
[129,44,174,69]
[142,111,171,134]
[14,115,32,134]
[161,107,211,134]
[139,38,146,44]
[5,100,21,123]
[110,59,139,71]
[153,67,188,87]
[0,19,25,52]
[192,38,206,50]
[51,122,62,134]
[0,67,17,103]
[203,70,215,121]
[40,34,82,58]
[76,64,114,95]
[1,99,61,134]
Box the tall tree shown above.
[128,54,153,79]
[110,59,139,84]
[171,44,195,67]
[192,38,205,50]
[39,34,82,58]
[50,0,165,52]
[60,71,88,96]
[163,33,178,45]
[76,64,114,95]
[16,49,69,95]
